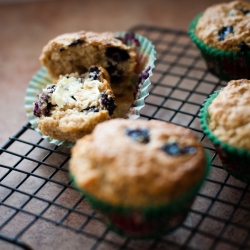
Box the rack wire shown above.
[1,25,250,250]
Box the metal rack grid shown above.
[1,25,250,250]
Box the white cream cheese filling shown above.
[51,76,101,109]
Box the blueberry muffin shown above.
[70,119,210,238]
[189,1,250,80]
[200,79,250,183]
[33,66,117,142]
[40,31,138,95]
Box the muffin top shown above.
[208,79,250,151]
[39,30,138,82]
[195,1,250,51]
[70,119,206,208]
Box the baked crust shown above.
[208,79,250,150]
[70,119,206,207]
[39,30,137,95]
[35,66,117,142]
[195,1,250,51]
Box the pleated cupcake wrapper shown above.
[24,32,156,147]
[69,152,211,238]
[200,91,250,183]
[189,13,250,81]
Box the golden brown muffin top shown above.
[39,30,137,79]
[195,1,250,51]
[208,79,250,150]
[41,31,131,52]
[70,119,206,208]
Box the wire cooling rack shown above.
[1,25,250,250]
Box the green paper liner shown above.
[200,91,250,183]
[69,151,211,238]
[24,32,156,148]
[189,13,250,81]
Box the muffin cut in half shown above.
[33,66,117,142]
[39,31,138,95]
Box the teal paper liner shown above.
[200,91,250,183]
[69,151,211,238]
[24,32,156,147]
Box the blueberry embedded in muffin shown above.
[33,66,117,142]
[162,142,196,156]
[218,26,234,41]
[125,128,150,144]
[238,41,250,53]
[88,66,101,80]
[100,92,116,116]
[105,47,130,62]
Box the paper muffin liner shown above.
[24,32,156,147]
[70,152,211,239]
[189,13,250,81]
[200,91,250,183]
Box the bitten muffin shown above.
[33,66,117,142]
[39,31,138,95]
[70,119,209,238]
[200,79,250,183]
[189,1,250,80]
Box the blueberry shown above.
[238,41,250,53]
[89,66,100,80]
[85,106,99,113]
[68,39,84,47]
[39,92,49,102]
[162,143,181,156]
[101,93,116,115]
[236,8,250,15]
[184,146,197,154]
[133,67,151,100]
[47,84,56,90]
[126,128,150,144]
[89,66,100,74]
[218,26,234,41]
[137,67,150,84]
[105,47,130,62]
[106,62,123,83]
[162,142,196,156]
[43,103,53,117]
[33,102,41,117]
[123,33,140,47]
[34,91,53,118]
[47,84,56,94]
[115,33,140,47]
[110,73,123,83]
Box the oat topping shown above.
[195,1,250,51]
